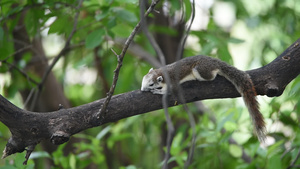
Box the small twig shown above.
[23,145,36,165]
[140,0,166,65]
[1,60,39,86]
[281,147,296,159]
[183,1,197,167]
[139,1,175,167]
[10,39,42,57]
[39,0,83,89]
[97,0,161,119]
[162,93,175,169]
[29,87,41,111]
[287,148,300,169]
[176,0,195,60]
[183,104,196,168]
[172,83,197,168]
[113,38,162,68]
[2,45,32,62]
[23,88,36,109]
[93,47,110,94]
[172,1,197,167]
[29,0,83,109]
[156,68,176,169]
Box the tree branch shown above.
[0,38,300,161]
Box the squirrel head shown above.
[141,68,167,94]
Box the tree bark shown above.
[1,38,300,160]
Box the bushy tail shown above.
[219,62,266,142]
[241,80,266,142]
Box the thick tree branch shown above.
[0,38,300,161]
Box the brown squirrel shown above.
[141,55,266,142]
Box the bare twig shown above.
[0,43,39,86]
[97,0,161,119]
[170,1,197,167]
[140,0,166,65]
[39,0,83,89]
[162,93,175,169]
[113,38,162,68]
[281,147,296,159]
[0,60,39,86]
[93,47,110,95]
[182,1,197,167]
[176,0,196,60]
[28,0,83,110]
[139,1,175,167]
[2,45,32,61]
[183,104,196,168]
[23,88,36,109]
[287,148,300,169]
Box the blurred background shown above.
[0,0,300,168]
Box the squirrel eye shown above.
[149,84,154,86]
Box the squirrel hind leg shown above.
[192,68,219,81]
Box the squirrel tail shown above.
[241,78,266,142]
[219,63,266,142]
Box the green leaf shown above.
[216,112,234,132]
[5,5,23,17]
[107,17,117,29]
[29,151,51,159]
[48,15,71,35]
[280,112,298,127]
[0,166,18,169]
[85,29,105,49]
[95,7,110,21]
[111,24,132,38]
[0,27,4,41]
[267,154,282,169]
[183,0,192,22]
[69,154,76,169]
[96,125,111,140]
[150,25,178,36]
[24,9,43,37]
[229,144,242,158]
[114,8,138,23]
[267,140,284,156]
[0,0,18,6]
[228,37,245,44]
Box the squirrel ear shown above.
[149,68,153,72]
[157,76,163,82]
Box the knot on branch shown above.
[50,131,70,145]
[265,83,282,97]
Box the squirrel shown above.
[141,55,266,142]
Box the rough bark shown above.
[1,38,300,160]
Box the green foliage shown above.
[85,29,105,49]
[0,152,34,169]
[0,0,300,168]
